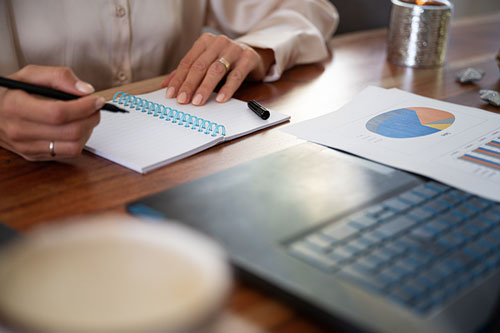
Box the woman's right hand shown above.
[0,65,103,161]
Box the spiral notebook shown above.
[85,89,290,173]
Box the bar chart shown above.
[459,140,500,171]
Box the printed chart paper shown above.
[282,86,500,202]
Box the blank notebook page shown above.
[85,89,290,173]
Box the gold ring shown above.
[49,141,55,157]
[217,57,230,71]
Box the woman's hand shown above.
[161,33,274,106]
[0,65,103,161]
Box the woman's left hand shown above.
[161,33,274,106]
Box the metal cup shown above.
[387,0,453,68]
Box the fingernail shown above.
[192,93,203,106]
[177,92,187,104]
[95,97,105,110]
[216,93,225,103]
[166,86,175,98]
[76,80,95,94]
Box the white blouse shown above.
[0,0,338,90]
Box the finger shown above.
[216,48,259,103]
[176,35,231,104]
[192,44,243,106]
[11,65,95,96]
[166,33,214,99]
[3,111,100,142]
[161,70,176,88]
[3,89,104,125]
[8,139,90,161]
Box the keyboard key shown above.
[370,247,398,263]
[412,184,440,199]
[353,257,380,271]
[373,216,418,239]
[387,262,415,279]
[321,223,359,242]
[441,256,467,273]
[466,197,492,212]
[437,233,465,250]
[355,233,381,248]
[421,201,448,215]
[462,243,490,260]
[410,226,436,242]
[452,202,478,219]
[453,225,480,241]
[346,237,374,252]
[423,219,449,234]
[347,214,379,230]
[378,243,406,259]
[392,236,421,253]
[466,217,492,234]
[424,263,454,282]
[488,205,500,217]
[289,242,338,271]
[407,207,435,222]
[342,242,367,256]
[436,211,464,226]
[328,246,355,262]
[399,192,427,205]
[425,182,450,193]
[304,234,332,252]
[377,210,396,222]
[477,234,500,251]
[379,265,410,282]
[479,210,500,223]
[404,254,431,270]
[436,193,462,207]
[361,253,390,269]
[364,204,385,217]
[375,270,401,288]
[382,198,412,213]
[392,259,419,276]
[411,275,437,291]
[448,189,472,201]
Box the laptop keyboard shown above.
[288,181,500,315]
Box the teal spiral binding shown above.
[112,92,226,137]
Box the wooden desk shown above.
[1,13,499,333]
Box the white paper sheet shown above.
[282,86,500,202]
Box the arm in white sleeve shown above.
[206,0,338,82]
[0,1,22,76]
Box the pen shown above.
[247,100,270,120]
[0,76,128,113]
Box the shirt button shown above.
[117,71,128,82]
[115,5,126,17]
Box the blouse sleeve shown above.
[0,1,21,76]
[206,0,338,82]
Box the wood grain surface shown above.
[1,12,499,333]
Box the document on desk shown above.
[86,89,290,173]
[282,86,500,201]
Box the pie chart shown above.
[366,107,455,138]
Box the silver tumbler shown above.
[387,0,453,68]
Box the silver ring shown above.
[216,57,230,72]
[49,141,55,157]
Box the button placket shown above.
[111,0,132,86]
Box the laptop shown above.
[128,143,500,333]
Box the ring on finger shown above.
[49,140,56,157]
[216,57,231,72]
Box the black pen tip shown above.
[102,103,129,113]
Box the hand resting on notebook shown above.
[162,33,275,107]
[0,65,103,161]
